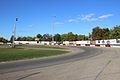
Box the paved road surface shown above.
[0,47,101,74]
[1,47,120,80]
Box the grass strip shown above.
[15,45,64,49]
[0,48,68,62]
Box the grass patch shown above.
[15,45,64,49]
[0,48,68,62]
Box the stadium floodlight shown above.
[12,18,18,48]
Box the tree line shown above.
[15,25,120,42]
[16,32,89,42]
[0,37,8,43]
[0,25,120,43]
[92,25,120,40]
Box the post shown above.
[52,16,56,44]
[12,18,18,48]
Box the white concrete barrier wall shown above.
[0,42,3,44]
[111,46,120,48]
[81,44,85,46]
[14,41,37,44]
[14,39,120,48]
[90,45,95,47]
[76,41,90,44]
[62,39,120,47]
[41,41,50,45]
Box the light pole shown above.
[52,16,56,44]
[12,18,18,48]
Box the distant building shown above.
[34,38,39,41]
[0,42,3,44]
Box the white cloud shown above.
[27,24,33,28]
[81,13,95,21]
[90,18,98,21]
[55,22,64,25]
[68,19,76,23]
[66,13,97,23]
[80,13,114,21]
[66,13,114,23]
[98,14,114,19]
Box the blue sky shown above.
[0,0,120,39]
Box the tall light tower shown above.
[52,16,56,44]
[12,18,18,48]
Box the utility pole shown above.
[52,16,56,44]
[12,18,18,48]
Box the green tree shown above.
[54,34,61,42]
[102,28,110,39]
[77,35,85,41]
[10,35,16,43]
[26,36,33,41]
[92,26,103,40]
[22,37,27,41]
[17,37,22,41]
[36,34,42,41]
[110,25,120,39]
[74,34,78,41]
[61,34,67,41]
[42,34,52,41]
[17,36,33,41]
[77,35,88,41]
[0,37,8,43]
[66,32,75,41]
